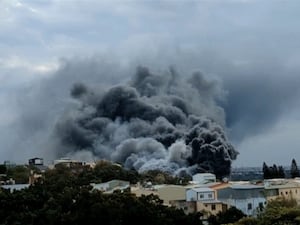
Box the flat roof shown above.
[189,187,214,192]
[231,184,264,189]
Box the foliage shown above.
[140,169,191,185]
[262,162,285,179]
[6,165,31,184]
[233,217,259,225]
[232,197,300,225]
[0,166,202,225]
[291,159,300,178]
[256,197,300,225]
[0,164,7,174]
[93,160,140,184]
[208,207,246,225]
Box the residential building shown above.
[186,187,225,216]
[29,158,43,166]
[217,183,266,216]
[169,200,197,214]
[28,157,48,172]
[1,184,30,193]
[91,180,130,193]
[264,179,300,203]
[157,185,187,205]
[53,158,95,169]
[186,187,216,201]
[130,185,158,197]
[192,173,216,184]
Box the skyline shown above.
[1,0,300,167]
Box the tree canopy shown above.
[291,159,300,178]
[0,165,201,225]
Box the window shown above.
[247,203,252,210]
[211,204,216,210]
[259,202,264,211]
[199,194,204,199]
[208,193,213,198]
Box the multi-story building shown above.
[264,179,300,203]
[217,183,266,216]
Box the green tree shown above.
[258,197,300,225]
[263,162,270,179]
[263,163,285,179]
[208,207,245,225]
[278,166,285,178]
[0,164,7,174]
[271,164,278,178]
[291,159,300,178]
[6,165,30,183]
[234,217,259,225]
[0,166,202,225]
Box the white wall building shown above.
[217,184,266,216]
[1,184,30,193]
[186,187,215,202]
[192,173,216,184]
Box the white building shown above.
[185,187,226,217]
[192,173,216,184]
[92,180,130,193]
[1,184,30,193]
[217,184,266,216]
[186,187,215,202]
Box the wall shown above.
[196,202,224,216]
[186,189,215,201]
[157,185,186,205]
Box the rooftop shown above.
[189,187,214,192]
[231,184,264,189]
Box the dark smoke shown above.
[55,66,238,178]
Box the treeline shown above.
[58,160,191,185]
[0,164,200,225]
[0,160,191,185]
[0,164,31,184]
[262,162,285,179]
[262,158,300,179]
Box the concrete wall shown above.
[196,202,224,216]
[278,187,300,202]
[186,189,215,202]
[220,197,266,216]
[157,185,186,205]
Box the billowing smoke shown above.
[55,66,238,178]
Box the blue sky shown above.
[1,0,300,167]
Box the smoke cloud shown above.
[54,66,238,178]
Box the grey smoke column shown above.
[55,66,238,178]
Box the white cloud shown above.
[0,56,58,78]
[235,114,300,167]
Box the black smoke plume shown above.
[55,66,238,178]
